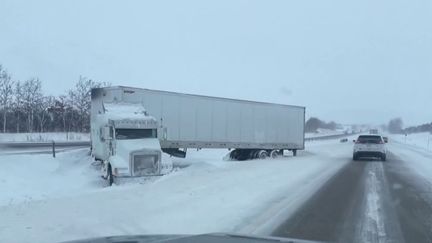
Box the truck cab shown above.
[91,102,172,185]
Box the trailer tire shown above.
[258,150,268,159]
[251,150,259,159]
[270,150,279,159]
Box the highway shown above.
[272,143,432,243]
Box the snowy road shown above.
[272,141,432,243]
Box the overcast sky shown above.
[0,0,431,126]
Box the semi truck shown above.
[91,86,305,185]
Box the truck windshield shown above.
[115,129,157,140]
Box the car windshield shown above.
[1,1,431,243]
[115,129,157,140]
[357,136,383,144]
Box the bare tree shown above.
[22,78,43,132]
[68,76,110,132]
[50,95,69,132]
[36,95,55,132]
[0,65,14,132]
[13,81,24,132]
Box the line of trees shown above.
[386,118,432,134]
[305,117,340,133]
[404,122,432,134]
[0,64,109,133]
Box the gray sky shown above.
[0,0,431,126]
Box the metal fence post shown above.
[52,140,56,158]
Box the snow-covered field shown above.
[0,132,90,142]
[390,132,432,151]
[0,138,354,243]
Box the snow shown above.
[0,132,89,142]
[388,134,432,186]
[305,129,346,138]
[0,149,101,207]
[387,132,432,182]
[359,163,387,242]
[390,132,432,151]
[0,139,354,243]
[103,102,152,120]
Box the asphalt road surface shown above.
[272,150,432,243]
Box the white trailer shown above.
[91,86,305,184]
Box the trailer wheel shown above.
[258,150,268,159]
[250,150,259,159]
[270,150,279,159]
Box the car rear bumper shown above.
[354,151,385,158]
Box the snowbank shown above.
[388,134,432,187]
[0,149,100,207]
[0,132,90,142]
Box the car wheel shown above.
[353,154,357,161]
[381,154,387,162]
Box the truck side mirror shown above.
[102,126,113,140]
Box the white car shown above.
[353,135,387,161]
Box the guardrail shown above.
[0,141,90,157]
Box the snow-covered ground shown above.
[0,132,90,142]
[390,132,432,151]
[0,149,101,207]
[305,128,346,138]
[388,132,432,187]
[0,138,355,243]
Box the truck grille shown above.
[132,153,160,176]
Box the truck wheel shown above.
[292,149,297,157]
[230,150,239,160]
[258,150,268,159]
[270,150,279,159]
[107,164,114,186]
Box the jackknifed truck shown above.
[91,86,305,185]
